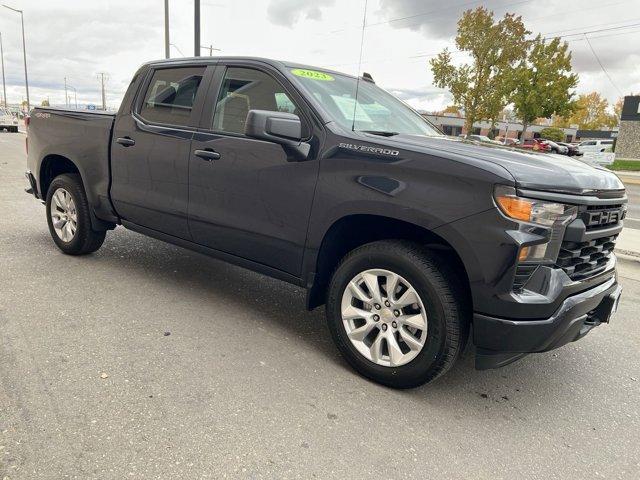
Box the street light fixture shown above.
[2,4,30,111]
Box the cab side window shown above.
[139,67,206,126]
[213,67,308,137]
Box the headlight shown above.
[494,185,577,263]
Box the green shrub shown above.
[540,127,564,142]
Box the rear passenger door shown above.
[110,65,212,239]
[188,63,320,277]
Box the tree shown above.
[540,127,564,142]
[430,7,529,136]
[440,105,461,116]
[510,35,578,139]
[554,92,616,129]
[613,97,624,121]
[41,99,50,107]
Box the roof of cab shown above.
[142,56,355,79]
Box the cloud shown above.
[267,0,335,27]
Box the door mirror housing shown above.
[245,110,310,160]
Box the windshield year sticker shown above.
[291,69,334,81]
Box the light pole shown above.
[164,0,170,59]
[64,77,68,107]
[0,31,7,108]
[2,4,30,111]
[194,0,200,57]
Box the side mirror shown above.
[245,109,310,160]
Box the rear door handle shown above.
[116,136,135,147]
[194,149,221,161]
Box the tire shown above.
[326,240,469,389]
[45,173,106,255]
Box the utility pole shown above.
[70,86,77,109]
[194,0,200,57]
[0,32,6,108]
[200,44,221,56]
[2,4,30,111]
[97,73,107,110]
[164,0,170,59]
[64,77,68,107]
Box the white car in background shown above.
[578,139,614,154]
[0,109,20,132]
[578,139,615,165]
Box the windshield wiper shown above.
[359,130,399,137]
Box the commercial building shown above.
[615,96,640,159]
[422,114,578,142]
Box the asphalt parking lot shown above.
[1,131,639,479]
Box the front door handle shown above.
[116,136,136,147]
[194,149,221,161]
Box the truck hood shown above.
[383,134,625,194]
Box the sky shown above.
[0,0,638,112]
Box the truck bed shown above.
[27,107,117,223]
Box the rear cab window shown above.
[138,67,206,126]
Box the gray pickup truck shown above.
[25,57,626,388]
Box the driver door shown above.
[188,64,319,277]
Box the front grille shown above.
[582,204,626,231]
[555,234,617,281]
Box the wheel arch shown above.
[39,154,82,199]
[39,154,115,231]
[305,214,471,311]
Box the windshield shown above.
[290,68,441,137]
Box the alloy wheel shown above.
[50,187,78,242]
[340,269,428,367]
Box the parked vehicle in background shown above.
[0,108,19,132]
[517,138,551,152]
[579,140,615,166]
[579,139,614,154]
[25,57,626,388]
[466,134,502,145]
[542,139,569,155]
[557,142,582,156]
[496,137,520,146]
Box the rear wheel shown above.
[46,174,106,255]
[326,240,469,389]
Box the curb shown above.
[617,252,640,265]
[618,176,640,186]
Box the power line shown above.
[583,34,623,96]
[330,0,535,34]
[547,22,640,39]
[326,20,640,69]
[542,17,640,37]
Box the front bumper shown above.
[474,275,622,369]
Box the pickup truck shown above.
[1,107,20,132]
[25,57,626,388]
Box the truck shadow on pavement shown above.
[32,226,604,406]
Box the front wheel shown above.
[326,240,469,389]
[46,173,106,255]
